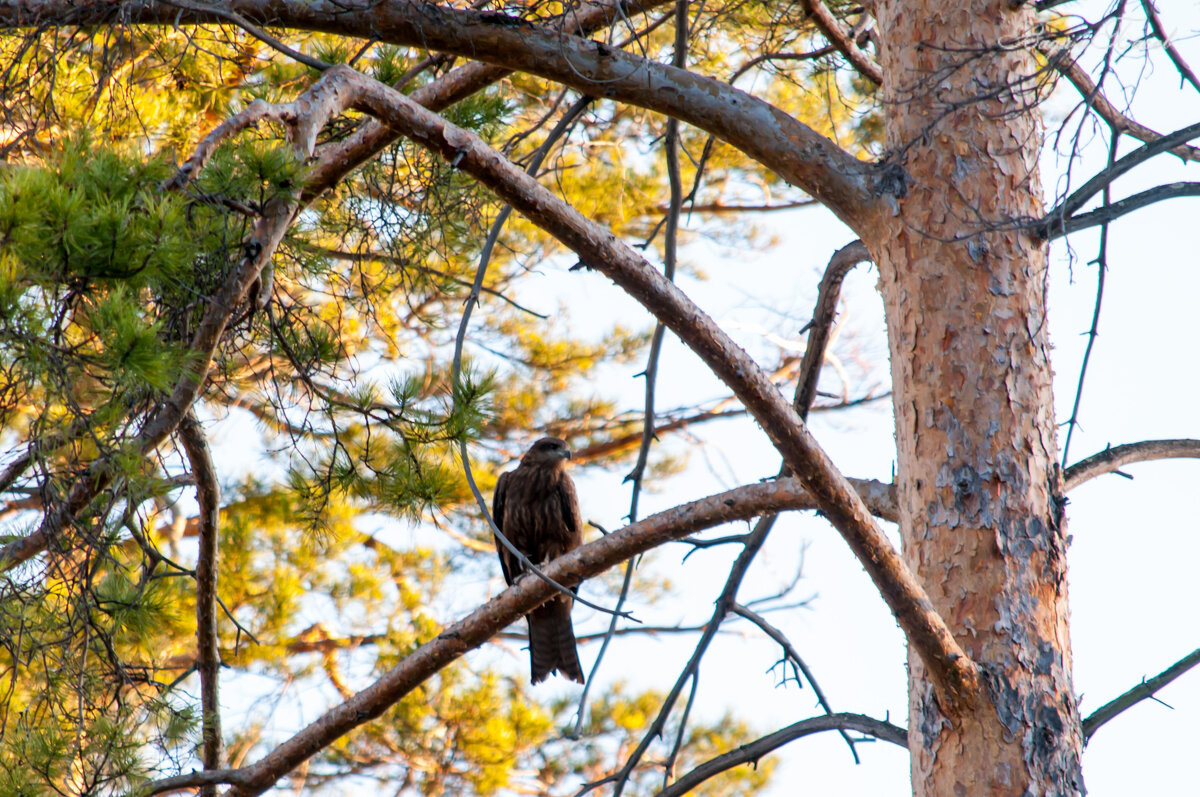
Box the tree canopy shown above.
[0,1,1196,796]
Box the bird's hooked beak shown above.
[562,448,572,461]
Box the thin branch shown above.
[143,476,893,796]
[178,412,223,789]
[731,603,860,762]
[1083,648,1200,742]
[1060,128,1117,465]
[452,97,630,620]
[1139,0,1200,95]
[1042,41,1200,163]
[161,0,332,71]
[797,0,882,85]
[575,0,689,736]
[1044,181,1200,238]
[1039,119,1200,236]
[655,713,908,797]
[1063,439,1200,490]
[304,244,549,318]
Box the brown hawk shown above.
[492,437,585,684]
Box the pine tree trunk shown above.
[867,2,1084,794]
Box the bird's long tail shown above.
[527,597,584,684]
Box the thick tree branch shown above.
[1063,439,1200,491]
[1082,648,1200,742]
[656,713,907,797]
[138,475,895,796]
[0,0,876,227]
[337,64,977,711]
[178,412,223,791]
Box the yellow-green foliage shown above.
[0,5,880,794]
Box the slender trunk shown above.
[868,2,1084,794]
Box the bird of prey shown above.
[492,437,585,684]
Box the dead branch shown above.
[1044,181,1200,237]
[1082,648,1200,742]
[655,713,908,797]
[793,241,871,427]
[178,412,224,791]
[1063,439,1200,491]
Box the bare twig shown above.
[1060,129,1118,466]
[730,603,860,760]
[1139,0,1200,95]
[655,713,908,797]
[1082,648,1200,742]
[574,0,689,736]
[1063,439,1200,490]
[1042,42,1200,163]
[1039,120,1200,237]
[161,0,332,71]
[178,412,223,791]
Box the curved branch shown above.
[0,0,876,226]
[1139,0,1200,96]
[138,476,893,796]
[1083,648,1200,742]
[655,713,907,797]
[340,66,978,711]
[304,0,672,201]
[1063,439,1200,491]
[793,241,870,422]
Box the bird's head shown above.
[522,437,572,467]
